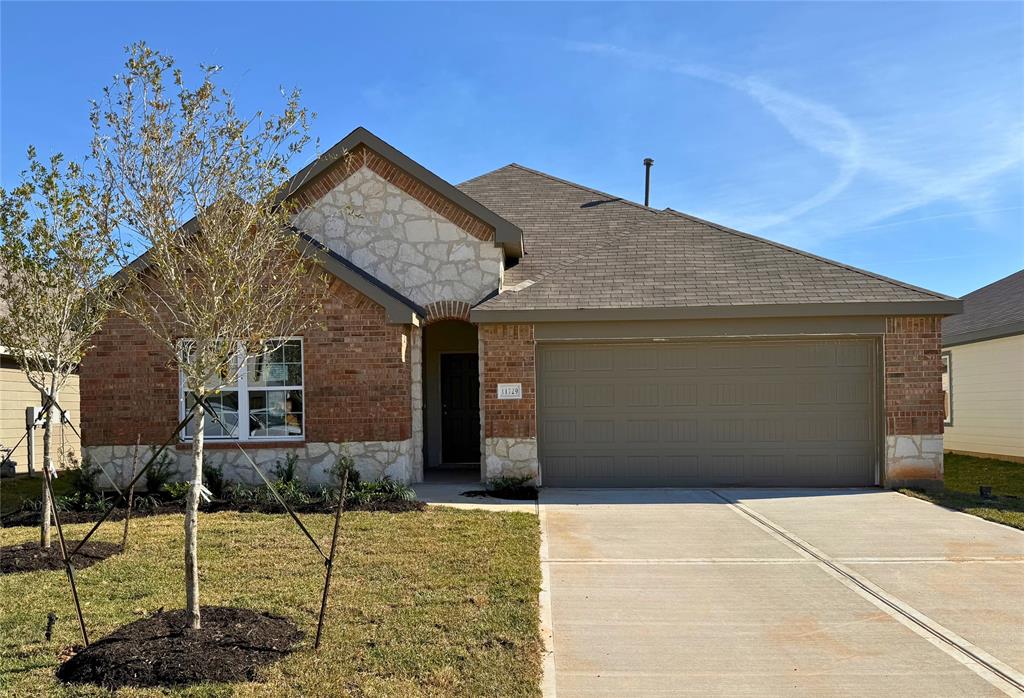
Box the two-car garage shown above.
[537,338,880,488]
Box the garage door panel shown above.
[538,339,878,487]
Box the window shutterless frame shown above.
[178,337,305,442]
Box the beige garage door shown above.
[537,339,879,487]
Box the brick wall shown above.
[884,315,944,436]
[80,313,179,446]
[480,324,536,438]
[304,279,410,443]
[81,275,411,447]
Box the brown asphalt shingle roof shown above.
[943,270,1024,345]
[458,164,954,312]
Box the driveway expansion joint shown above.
[711,489,1024,697]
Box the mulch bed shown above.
[56,606,303,689]
[2,499,425,529]
[0,540,122,575]
[2,505,182,528]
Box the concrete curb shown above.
[536,498,557,698]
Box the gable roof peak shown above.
[288,126,524,257]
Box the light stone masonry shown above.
[294,166,503,308]
[484,436,540,483]
[84,439,416,490]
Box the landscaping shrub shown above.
[272,452,300,483]
[73,456,104,498]
[161,482,191,501]
[145,448,176,495]
[203,465,226,499]
[327,451,361,490]
[347,477,417,508]
[486,475,538,500]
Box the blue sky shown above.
[2,1,1021,297]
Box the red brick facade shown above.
[480,324,536,439]
[883,315,944,436]
[80,314,179,446]
[81,276,411,447]
[292,143,495,243]
[304,279,410,443]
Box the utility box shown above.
[25,405,42,429]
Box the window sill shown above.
[176,440,306,451]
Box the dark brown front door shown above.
[441,353,480,464]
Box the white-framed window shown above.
[941,352,952,427]
[179,338,305,441]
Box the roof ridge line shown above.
[661,208,955,301]
[503,163,658,214]
[456,163,520,188]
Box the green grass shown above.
[0,508,542,697]
[900,453,1024,530]
[1,473,77,515]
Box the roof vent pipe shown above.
[643,157,654,207]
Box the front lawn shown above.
[0,508,542,696]
[1,473,77,515]
[900,453,1024,530]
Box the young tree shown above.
[92,43,328,629]
[0,150,122,548]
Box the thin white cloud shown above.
[565,40,1024,244]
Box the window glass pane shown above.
[185,391,239,438]
[248,389,303,438]
[247,340,302,387]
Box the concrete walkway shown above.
[540,488,1024,697]
[412,480,538,512]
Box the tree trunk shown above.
[185,399,204,630]
[39,390,53,549]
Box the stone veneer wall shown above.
[85,440,414,490]
[479,324,539,482]
[294,165,503,308]
[410,324,424,482]
[883,316,945,489]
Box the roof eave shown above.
[470,300,964,324]
[943,320,1024,348]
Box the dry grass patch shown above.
[0,508,542,696]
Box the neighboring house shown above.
[941,270,1024,463]
[79,127,961,489]
[0,349,82,475]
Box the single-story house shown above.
[941,270,1024,463]
[80,127,961,489]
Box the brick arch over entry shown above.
[424,300,472,324]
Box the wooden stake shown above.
[315,471,348,650]
[121,436,140,550]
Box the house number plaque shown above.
[497,383,523,400]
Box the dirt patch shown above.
[56,606,302,689]
[1,541,122,575]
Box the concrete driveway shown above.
[539,488,1024,697]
